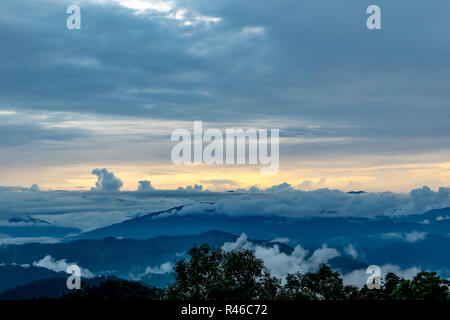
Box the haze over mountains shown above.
[0,182,449,299]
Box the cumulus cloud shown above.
[128,261,173,281]
[32,255,95,278]
[222,234,340,279]
[30,184,40,191]
[91,168,123,192]
[137,180,156,191]
[177,184,203,192]
[342,264,420,288]
[409,186,450,212]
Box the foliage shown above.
[167,244,449,301]
[391,272,449,300]
[166,245,279,299]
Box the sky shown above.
[0,0,449,192]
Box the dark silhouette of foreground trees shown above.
[278,265,360,300]
[166,245,449,301]
[63,245,449,301]
[166,245,280,300]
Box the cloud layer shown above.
[178,184,450,218]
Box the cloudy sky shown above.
[0,0,449,192]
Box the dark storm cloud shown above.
[0,0,449,153]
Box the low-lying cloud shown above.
[342,264,420,288]
[222,234,340,279]
[177,184,450,218]
[32,255,95,278]
[144,262,173,275]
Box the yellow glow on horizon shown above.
[0,160,449,193]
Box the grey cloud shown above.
[180,185,450,218]
[0,0,448,161]
[137,180,156,191]
[0,122,89,147]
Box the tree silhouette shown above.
[166,244,280,300]
[392,272,450,300]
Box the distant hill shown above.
[0,231,295,283]
[63,279,164,300]
[77,208,450,247]
[0,276,118,300]
[0,265,65,292]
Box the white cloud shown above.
[405,231,427,243]
[343,264,420,288]
[381,231,427,243]
[32,255,95,278]
[144,261,173,274]
[222,234,340,280]
[118,0,174,13]
[0,110,16,115]
[90,0,221,26]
